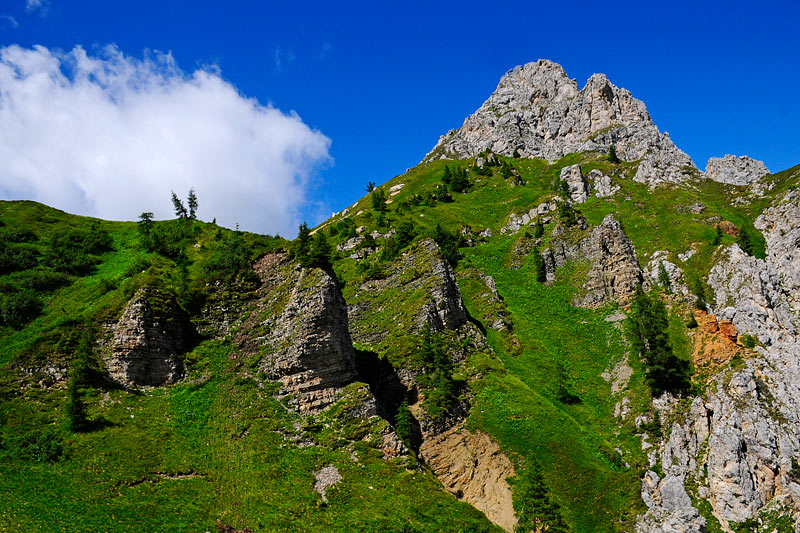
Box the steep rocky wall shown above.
[639,187,800,531]
[108,286,188,387]
[239,254,357,414]
[541,214,643,307]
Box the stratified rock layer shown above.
[109,286,188,386]
[241,254,357,414]
[541,214,643,307]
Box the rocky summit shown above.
[2,59,799,532]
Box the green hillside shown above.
[2,152,799,531]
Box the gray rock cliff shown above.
[425,59,695,185]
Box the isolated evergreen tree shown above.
[693,277,707,311]
[533,218,544,238]
[171,191,188,219]
[448,166,469,193]
[292,223,312,266]
[512,148,521,158]
[712,224,723,246]
[394,399,413,446]
[532,247,547,283]
[608,144,620,163]
[65,333,92,432]
[442,165,452,185]
[627,285,690,395]
[737,227,755,256]
[558,201,577,227]
[187,188,198,220]
[657,261,672,294]
[432,223,462,266]
[309,232,332,269]
[555,359,579,405]
[371,188,387,212]
[366,181,376,193]
[514,459,570,533]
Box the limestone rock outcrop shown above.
[425,59,695,185]
[540,214,642,306]
[240,254,357,414]
[640,228,800,529]
[705,154,769,186]
[560,164,590,203]
[754,187,800,310]
[108,286,189,386]
[588,169,620,198]
[578,214,643,307]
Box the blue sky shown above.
[1,0,799,234]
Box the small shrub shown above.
[740,334,757,349]
[10,428,65,463]
[686,316,698,329]
[1,289,43,328]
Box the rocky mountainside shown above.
[2,60,800,532]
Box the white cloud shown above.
[1,15,19,28]
[0,45,331,237]
[25,0,49,15]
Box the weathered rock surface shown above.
[588,168,620,197]
[577,214,643,307]
[348,239,468,346]
[108,286,188,386]
[425,59,695,185]
[540,214,642,306]
[313,465,342,503]
[560,164,590,203]
[755,187,800,310]
[705,155,769,186]
[420,426,517,532]
[644,251,689,297]
[240,254,357,414]
[641,231,800,530]
[501,198,559,234]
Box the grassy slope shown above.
[0,202,496,532]
[2,156,798,531]
[323,155,800,531]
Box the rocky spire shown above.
[425,59,696,185]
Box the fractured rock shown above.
[705,154,769,186]
[108,286,189,386]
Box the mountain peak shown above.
[425,60,695,184]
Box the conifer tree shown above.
[171,191,188,219]
[309,232,332,269]
[292,222,312,266]
[187,188,198,220]
[608,144,620,163]
[738,227,755,256]
[514,459,571,533]
[533,218,544,238]
[627,285,690,395]
[657,261,672,294]
[532,247,547,283]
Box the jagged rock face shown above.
[419,427,517,532]
[420,240,469,331]
[755,188,800,310]
[108,286,188,386]
[425,59,695,184]
[705,154,770,185]
[641,237,800,530]
[588,169,620,198]
[242,254,357,414]
[560,164,590,203]
[644,250,689,298]
[540,214,642,306]
[577,214,643,307]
